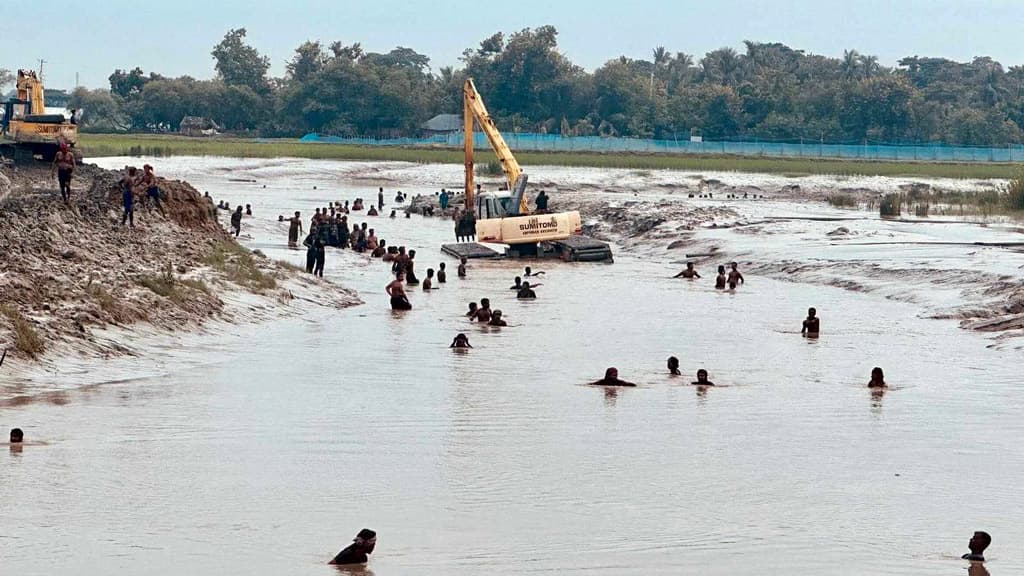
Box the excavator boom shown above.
[463,79,528,215]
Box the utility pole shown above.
[75,72,79,88]
[38,59,47,82]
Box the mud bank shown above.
[0,162,358,382]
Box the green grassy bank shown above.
[78,133,1023,180]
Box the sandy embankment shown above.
[0,162,358,387]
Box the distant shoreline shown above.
[77,133,1022,180]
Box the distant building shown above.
[421,114,462,136]
[179,116,220,137]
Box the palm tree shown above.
[859,54,880,79]
[841,49,860,81]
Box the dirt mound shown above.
[0,162,349,366]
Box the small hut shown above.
[179,116,221,137]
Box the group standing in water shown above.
[674,261,744,290]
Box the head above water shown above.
[10,428,23,443]
[513,276,522,285]
[668,356,680,371]
[521,281,531,289]
[461,257,467,264]
[808,307,817,318]
[969,531,991,554]
[871,367,885,382]
[492,309,502,318]
[354,528,377,552]
[718,265,726,274]
[604,367,619,381]
[468,302,478,311]
[427,268,435,277]
[480,298,490,308]
[439,262,445,269]
[686,262,694,269]
[696,369,709,383]
[730,261,738,270]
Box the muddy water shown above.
[2,157,1022,575]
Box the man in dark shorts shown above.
[230,205,243,237]
[288,211,303,248]
[51,141,75,203]
[139,164,165,215]
[328,529,377,565]
[387,273,412,310]
[801,307,820,336]
[378,187,384,209]
[120,167,137,227]
[589,367,636,387]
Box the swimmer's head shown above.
[480,298,490,307]
[696,369,708,382]
[468,302,478,311]
[354,528,377,552]
[396,271,405,281]
[718,265,726,273]
[514,276,521,284]
[604,367,619,380]
[871,367,884,382]
[969,531,991,555]
[525,266,532,274]
[521,281,530,289]
[10,428,23,443]
[427,268,435,277]
[461,257,467,264]
[492,309,502,318]
[808,307,817,317]
[409,250,416,258]
[294,211,300,217]
[730,261,738,269]
[668,356,679,371]
[686,262,694,269]
[439,263,445,269]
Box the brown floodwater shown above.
[2,157,1021,575]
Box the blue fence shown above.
[298,132,1024,163]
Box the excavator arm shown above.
[463,78,529,215]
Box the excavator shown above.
[1,69,78,162]
[462,78,611,260]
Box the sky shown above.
[4,0,1024,90]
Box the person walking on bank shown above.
[120,167,137,227]
[230,205,243,237]
[51,141,75,204]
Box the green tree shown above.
[211,28,270,93]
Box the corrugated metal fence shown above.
[298,132,1024,163]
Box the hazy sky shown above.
[5,0,1024,90]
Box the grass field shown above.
[78,133,1024,180]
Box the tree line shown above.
[51,26,1024,146]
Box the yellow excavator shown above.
[1,69,78,161]
[463,78,583,248]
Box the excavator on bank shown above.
[452,78,611,262]
[1,69,79,162]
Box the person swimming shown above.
[524,266,544,277]
[728,262,744,289]
[328,529,377,565]
[386,273,412,310]
[10,428,23,443]
[510,276,523,290]
[487,310,507,326]
[802,307,820,336]
[963,531,991,562]
[589,367,636,387]
[692,369,714,386]
[465,302,479,318]
[673,262,701,279]
[476,298,492,322]
[715,265,727,289]
[667,356,681,376]
[516,281,537,299]
[868,367,887,388]
[450,333,473,348]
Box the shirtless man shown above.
[516,282,537,299]
[437,263,447,283]
[488,310,507,326]
[288,211,303,248]
[51,141,76,203]
[868,367,887,388]
[329,529,377,565]
[387,273,412,310]
[715,265,727,289]
[465,302,479,318]
[728,262,744,289]
[962,531,991,563]
[589,367,636,387]
[476,298,492,322]
[524,266,544,278]
[693,369,714,386]
[457,257,467,278]
[667,356,681,376]
[673,262,701,279]
[450,333,473,348]
[371,240,386,258]
[423,268,439,290]
[405,250,420,285]
[801,307,820,336]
